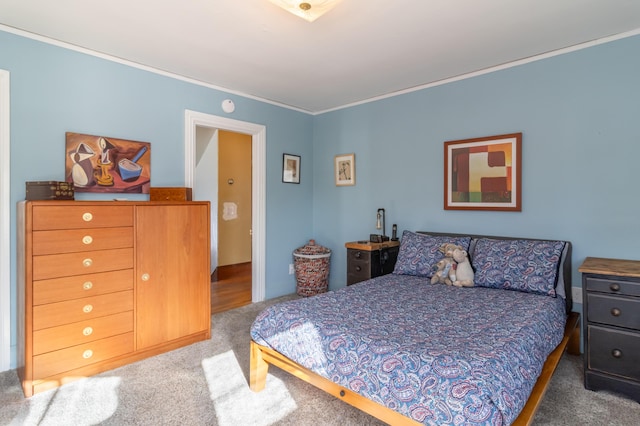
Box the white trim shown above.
[185,110,266,302]
[0,24,310,115]
[311,28,640,114]
[0,69,10,371]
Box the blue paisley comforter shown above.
[250,274,567,425]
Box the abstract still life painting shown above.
[65,132,151,193]
[444,133,521,211]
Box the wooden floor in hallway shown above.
[211,262,252,315]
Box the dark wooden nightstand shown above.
[579,257,640,402]
[345,240,400,286]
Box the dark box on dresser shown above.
[25,181,75,200]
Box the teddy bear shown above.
[451,248,474,287]
[431,257,457,285]
[439,243,463,259]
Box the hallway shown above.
[211,262,252,314]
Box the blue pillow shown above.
[472,238,565,296]
[393,231,471,278]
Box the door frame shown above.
[184,110,265,302]
[1,69,10,371]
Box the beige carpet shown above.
[1,294,638,425]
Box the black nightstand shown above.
[579,257,640,403]
[345,240,399,286]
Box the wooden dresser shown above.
[579,257,640,402]
[17,200,211,397]
[345,240,400,286]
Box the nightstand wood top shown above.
[579,257,640,278]
[345,240,400,251]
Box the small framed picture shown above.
[282,153,301,184]
[335,153,355,186]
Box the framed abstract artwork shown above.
[335,153,355,186]
[282,153,301,184]
[444,133,522,211]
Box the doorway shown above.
[212,130,252,313]
[0,69,10,371]
[184,110,266,305]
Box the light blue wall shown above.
[3,27,640,370]
[1,29,314,368]
[313,35,640,299]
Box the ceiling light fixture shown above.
[268,0,342,22]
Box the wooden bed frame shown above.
[249,232,582,425]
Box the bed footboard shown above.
[249,340,269,391]
[512,311,580,425]
[249,340,422,425]
[249,312,580,426]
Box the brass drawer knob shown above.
[83,281,93,290]
[141,273,150,282]
[82,235,93,245]
[83,304,93,313]
[83,349,93,359]
[83,327,93,336]
[82,212,93,222]
[611,308,621,317]
[612,349,623,358]
[83,258,93,267]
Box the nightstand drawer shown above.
[33,332,134,379]
[347,249,372,264]
[588,325,640,381]
[585,276,640,297]
[347,251,373,285]
[347,270,372,283]
[33,311,133,355]
[32,227,133,255]
[587,293,640,329]
[33,290,133,330]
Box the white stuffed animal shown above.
[451,248,474,287]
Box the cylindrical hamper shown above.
[293,239,331,297]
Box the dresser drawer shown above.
[33,248,134,281]
[33,332,134,379]
[33,269,134,306]
[32,205,133,230]
[587,293,640,329]
[587,325,640,382]
[33,290,133,330]
[32,227,133,255]
[585,276,640,297]
[33,311,133,355]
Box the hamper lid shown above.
[293,239,331,258]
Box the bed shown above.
[249,231,581,425]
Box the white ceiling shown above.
[1,0,639,113]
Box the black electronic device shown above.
[370,234,389,243]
